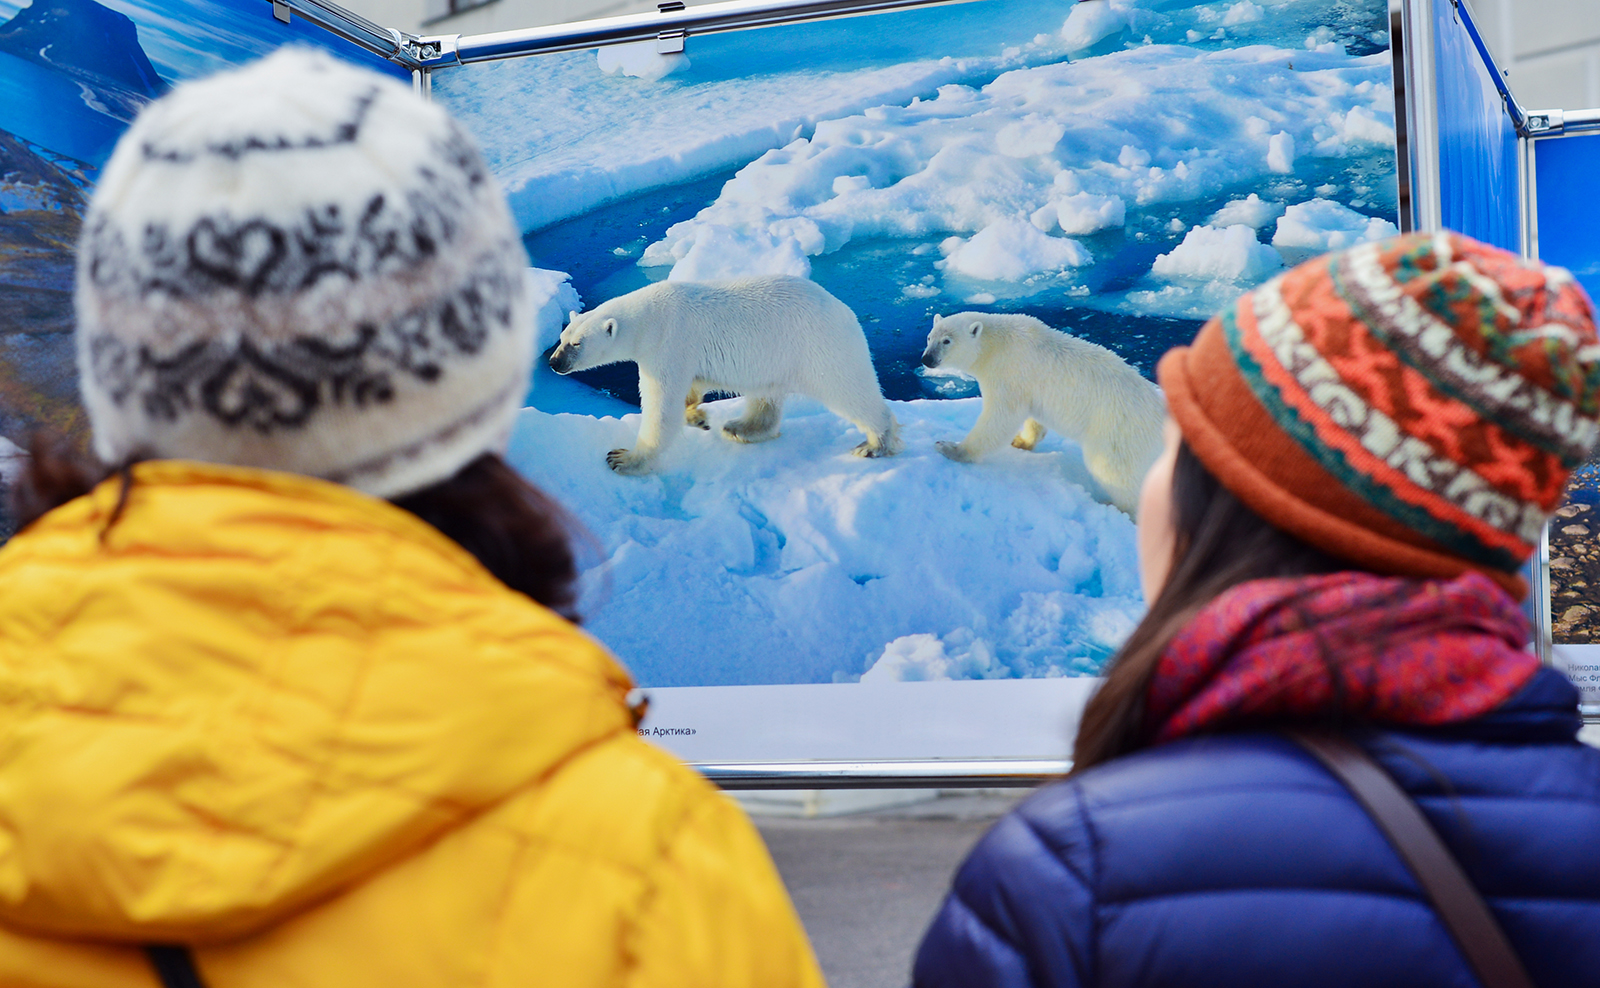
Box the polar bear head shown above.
[921,313,986,371]
[549,307,623,375]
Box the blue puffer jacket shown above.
[913,668,1600,988]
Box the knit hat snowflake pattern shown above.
[1158,231,1600,595]
[75,47,534,498]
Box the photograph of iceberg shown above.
[437,0,1401,689]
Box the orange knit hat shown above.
[1157,231,1600,597]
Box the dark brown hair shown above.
[1070,440,1346,772]
[390,453,584,621]
[8,437,583,621]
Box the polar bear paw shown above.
[853,438,898,458]
[607,448,654,475]
[936,440,974,463]
[685,406,710,430]
[721,422,780,444]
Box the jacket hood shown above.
[0,461,634,944]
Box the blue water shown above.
[523,146,1399,407]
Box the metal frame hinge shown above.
[658,1,686,53]
[272,0,291,23]
[1524,108,1565,137]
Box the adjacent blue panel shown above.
[1434,0,1518,251]
[1535,134,1600,302]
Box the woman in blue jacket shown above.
[913,231,1600,988]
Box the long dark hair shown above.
[1071,440,1346,772]
[8,435,584,621]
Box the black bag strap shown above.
[144,944,208,988]
[1286,731,1535,988]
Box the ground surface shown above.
[755,791,1025,988]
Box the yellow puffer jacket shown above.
[0,461,825,988]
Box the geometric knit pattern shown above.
[1221,232,1600,571]
[75,48,534,499]
[1146,570,1540,743]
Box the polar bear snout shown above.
[548,342,577,375]
[920,344,943,368]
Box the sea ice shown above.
[939,218,1092,282]
[636,42,1393,292]
[1266,130,1296,173]
[1061,0,1131,52]
[1207,192,1285,229]
[1272,196,1400,262]
[1042,191,1127,235]
[1151,223,1283,282]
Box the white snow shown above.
[1151,223,1283,282]
[507,393,1143,687]
[1272,196,1399,262]
[596,40,690,82]
[938,219,1092,282]
[1207,192,1285,229]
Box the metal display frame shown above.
[262,0,1441,779]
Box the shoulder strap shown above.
[1286,731,1535,988]
[144,944,208,988]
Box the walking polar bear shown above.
[550,276,900,474]
[921,312,1165,514]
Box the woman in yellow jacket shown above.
[0,48,825,988]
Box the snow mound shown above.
[505,395,1142,687]
[1272,197,1399,261]
[1207,192,1285,229]
[597,40,690,82]
[939,218,1092,281]
[1151,224,1283,282]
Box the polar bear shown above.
[549,276,900,474]
[921,312,1165,513]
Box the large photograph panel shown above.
[434,0,1401,699]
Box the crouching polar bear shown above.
[921,312,1165,514]
[549,276,901,474]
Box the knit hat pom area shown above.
[75,47,534,499]
[1158,231,1600,596]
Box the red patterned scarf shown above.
[1146,571,1540,744]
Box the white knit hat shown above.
[75,47,534,498]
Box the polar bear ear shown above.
[567,310,580,325]
[931,314,943,328]
[603,318,617,337]
[968,321,983,338]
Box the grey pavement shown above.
[755,792,1027,988]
